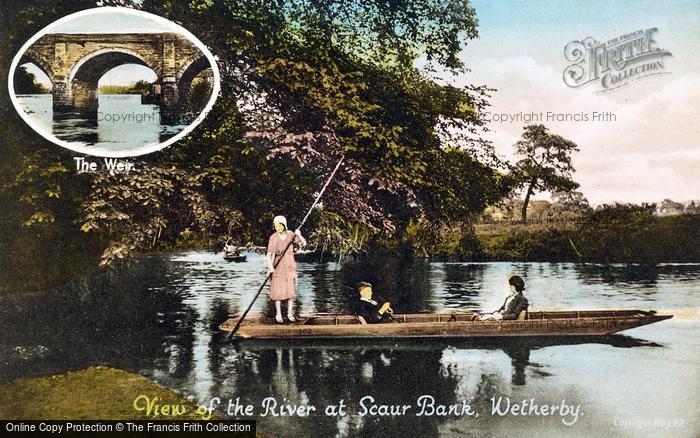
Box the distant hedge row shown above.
[473,206,699,263]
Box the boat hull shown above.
[223,254,247,262]
[220,310,672,340]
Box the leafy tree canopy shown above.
[512,124,580,222]
[1,0,509,271]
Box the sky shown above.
[50,8,173,33]
[451,0,700,204]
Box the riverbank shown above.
[473,211,699,263]
[0,366,210,420]
[2,209,697,297]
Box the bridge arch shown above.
[63,48,159,110]
[19,54,54,83]
[176,56,213,113]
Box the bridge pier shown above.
[158,79,182,123]
[71,79,98,111]
[52,78,98,118]
[160,80,179,108]
[52,80,73,111]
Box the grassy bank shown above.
[0,366,211,420]
[474,211,700,263]
[318,208,700,263]
[475,222,579,261]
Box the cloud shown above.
[456,55,700,204]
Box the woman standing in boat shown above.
[266,215,306,323]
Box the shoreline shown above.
[0,366,211,420]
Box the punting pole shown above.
[227,154,346,340]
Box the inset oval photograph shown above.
[8,7,220,157]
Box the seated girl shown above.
[478,275,529,321]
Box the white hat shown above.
[273,215,288,229]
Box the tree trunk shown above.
[521,181,535,223]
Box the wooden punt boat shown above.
[219,309,672,340]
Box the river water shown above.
[1,252,699,437]
[16,94,187,153]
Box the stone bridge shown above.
[21,32,211,113]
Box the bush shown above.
[477,204,700,263]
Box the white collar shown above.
[360,297,377,305]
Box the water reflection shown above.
[440,263,486,309]
[193,335,664,436]
[16,94,187,153]
[576,263,661,287]
[1,253,698,437]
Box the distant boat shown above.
[220,309,672,340]
[294,249,323,262]
[223,248,246,262]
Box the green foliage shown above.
[143,0,498,232]
[79,166,241,266]
[98,80,151,94]
[158,0,498,231]
[477,225,577,261]
[187,77,211,112]
[574,204,699,263]
[402,217,468,257]
[482,193,591,224]
[13,66,49,94]
[308,209,371,254]
[9,150,81,228]
[476,204,700,262]
[1,0,505,290]
[417,148,511,224]
[0,151,99,294]
[512,124,580,222]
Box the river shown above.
[1,252,698,437]
[15,94,187,153]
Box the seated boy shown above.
[354,282,393,323]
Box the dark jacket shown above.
[354,299,392,324]
[497,292,529,320]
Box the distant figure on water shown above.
[478,275,529,320]
[223,239,236,255]
[266,215,306,323]
[354,282,393,323]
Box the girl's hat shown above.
[273,215,288,229]
[508,275,525,291]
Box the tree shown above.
[552,190,589,210]
[143,0,501,235]
[512,125,580,222]
[13,66,49,94]
[551,190,591,221]
[656,198,685,216]
[132,79,151,92]
[1,0,507,282]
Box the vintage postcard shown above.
[0,1,698,437]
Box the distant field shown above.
[475,222,578,236]
[98,85,144,94]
